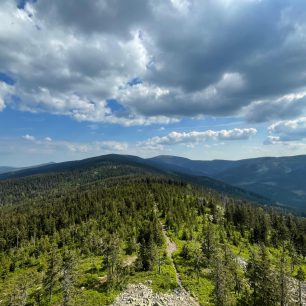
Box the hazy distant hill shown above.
[0,162,56,176]
[150,155,306,211]
[0,166,21,174]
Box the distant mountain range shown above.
[1,154,306,212]
[149,155,306,212]
[0,155,271,208]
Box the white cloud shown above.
[0,82,14,111]
[0,97,4,111]
[269,117,306,134]
[140,127,257,149]
[21,135,128,153]
[268,117,306,141]
[244,91,306,122]
[64,140,128,153]
[263,135,281,145]
[170,0,191,14]
[22,134,36,141]
[118,73,245,117]
[0,1,161,126]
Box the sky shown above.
[1,0,306,166]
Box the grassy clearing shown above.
[0,247,179,306]
[174,253,214,306]
[165,226,214,306]
[128,257,177,293]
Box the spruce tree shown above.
[61,249,77,306]
[246,246,279,306]
[277,248,290,306]
[212,250,234,306]
[296,267,305,306]
[43,247,59,304]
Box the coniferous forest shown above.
[0,157,306,305]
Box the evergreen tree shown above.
[277,248,290,306]
[212,251,234,306]
[137,222,157,271]
[191,242,204,282]
[296,267,305,306]
[202,220,216,262]
[43,247,60,304]
[61,249,77,306]
[246,246,279,306]
[102,235,122,289]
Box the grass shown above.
[0,246,179,306]
[165,225,214,306]
[174,253,214,306]
[128,260,177,293]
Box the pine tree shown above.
[61,249,77,306]
[137,222,157,271]
[212,251,233,306]
[202,220,216,262]
[102,234,123,289]
[191,242,204,282]
[246,246,279,306]
[157,249,166,274]
[296,267,305,306]
[277,248,290,306]
[43,247,59,304]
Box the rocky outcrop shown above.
[111,283,199,306]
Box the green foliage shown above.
[0,169,305,305]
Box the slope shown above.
[150,155,306,212]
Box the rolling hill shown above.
[0,154,271,208]
[3,153,306,212]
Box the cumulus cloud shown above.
[118,73,246,116]
[141,128,257,149]
[244,92,306,122]
[1,0,306,124]
[22,134,35,141]
[0,97,4,112]
[267,117,306,141]
[0,81,14,111]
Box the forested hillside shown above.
[150,155,306,213]
[0,154,272,208]
[0,158,305,305]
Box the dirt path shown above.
[161,223,200,306]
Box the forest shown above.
[0,160,305,305]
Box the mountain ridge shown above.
[0,153,274,210]
[1,153,305,212]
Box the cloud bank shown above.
[0,0,306,125]
[141,128,257,149]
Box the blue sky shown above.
[1,0,306,166]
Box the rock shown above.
[110,283,199,306]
